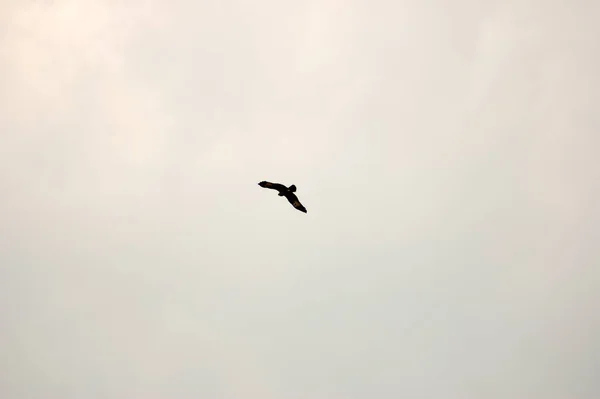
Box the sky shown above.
[1,0,599,398]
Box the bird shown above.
[258,181,307,213]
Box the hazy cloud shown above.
[1,1,598,398]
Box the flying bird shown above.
[258,181,307,213]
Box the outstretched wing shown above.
[258,181,287,191]
[285,192,307,213]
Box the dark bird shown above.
[258,181,307,213]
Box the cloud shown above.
[1,1,599,398]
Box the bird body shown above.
[258,181,307,213]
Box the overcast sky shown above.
[1,1,599,398]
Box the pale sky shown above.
[1,1,599,398]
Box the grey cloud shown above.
[1,1,598,398]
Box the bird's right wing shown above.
[285,193,307,213]
[258,181,287,191]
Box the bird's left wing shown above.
[258,181,287,191]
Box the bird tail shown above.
[288,185,296,192]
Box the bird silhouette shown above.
[258,181,307,213]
